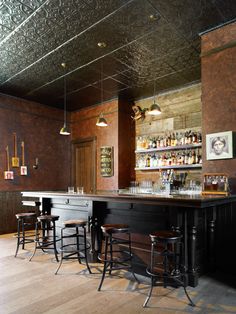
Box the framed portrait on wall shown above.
[206,131,233,160]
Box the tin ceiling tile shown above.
[0,0,235,110]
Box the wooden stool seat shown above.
[63,219,87,228]
[15,212,36,219]
[101,223,130,234]
[37,215,59,222]
[150,230,182,242]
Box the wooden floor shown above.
[1,234,236,314]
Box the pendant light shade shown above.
[147,78,161,116]
[96,59,108,127]
[147,102,161,115]
[60,123,71,135]
[96,113,108,127]
[60,63,70,136]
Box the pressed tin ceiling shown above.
[0,0,235,111]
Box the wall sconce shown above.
[96,113,108,127]
[33,158,39,169]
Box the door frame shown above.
[71,136,97,192]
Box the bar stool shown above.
[143,230,195,307]
[29,215,60,262]
[98,223,139,291]
[15,212,36,257]
[55,219,92,275]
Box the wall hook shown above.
[33,158,39,169]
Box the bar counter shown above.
[22,191,236,287]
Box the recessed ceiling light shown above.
[97,42,107,48]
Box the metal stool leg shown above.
[55,228,64,274]
[22,219,25,250]
[143,276,155,307]
[128,232,139,283]
[83,226,92,274]
[52,221,59,262]
[15,218,21,257]
[29,221,39,261]
[76,227,82,264]
[98,236,109,291]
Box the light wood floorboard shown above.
[0,233,236,314]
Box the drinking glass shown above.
[77,186,84,194]
[68,186,74,194]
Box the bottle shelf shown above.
[135,164,202,171]
[135,143,202,153]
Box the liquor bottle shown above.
[148,137,152,149]
[188,130,192,144]
[152,137,157,148]
[188,150,193,165]
[156,136,160,148]
[192,150,197,164]
[192,132,197,143]
[167,133,171,147]
[160,135,164,147]
[153,154,158,167]
[184,150,188,165]
[146,154,150,167]
[197,131,202,143]
[171,132,176,146]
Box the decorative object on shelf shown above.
[96,59,108,127]
[4,146,14,180]
[131,105,147,121]
[100,146,113,177]
[33,158,39,169]
[96,113,108,127]
[202,173,229,195]
[206,131,233,160]
[12,132,19,167]
[20,141,27,175]
[59,63,70,135]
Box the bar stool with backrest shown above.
[143,230,195,307]
[15,212,37,257]
[55,219,92,274]
[98,223,139,291]
[29,214,60,262]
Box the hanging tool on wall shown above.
[4,146,14,180]
[20,141,27,175]
[12,132,19,167]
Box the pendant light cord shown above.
[64,73,67,124]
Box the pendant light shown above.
[96,58,108,127]
[147,79,161,116]
[60,63,70,135]
[96,113,108,127]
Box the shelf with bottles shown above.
[135,143,202,153]
[135,147,202,170]
[135,164,202,171]
[136,129,202,152]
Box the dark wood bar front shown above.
[21,191,236,287]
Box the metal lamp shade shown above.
[147,102,161,115]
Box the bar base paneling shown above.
[21,191,236,287]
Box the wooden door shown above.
[72,138,96,193]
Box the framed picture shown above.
[206,131,233,160]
